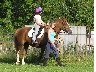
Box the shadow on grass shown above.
[0,55,16,64]
[0,53,43,65]
[25,54,43,65]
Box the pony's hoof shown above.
[16,62,20,65]
[22,62,25,65]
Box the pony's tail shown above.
[14,32,17,49]
[14,29,20,49]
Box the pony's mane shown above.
[47,17,66,27]
[54,17,66,23]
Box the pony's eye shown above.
[62,22,63,24]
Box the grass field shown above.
[0,54,93,72]
[0,62,93,72]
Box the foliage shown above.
[0,0,94,34]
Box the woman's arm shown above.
[48,29,51,41]
[48,29,53,44]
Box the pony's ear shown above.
[63,17,67,21]
[59,17,61,19]
[61,17,67,25]
[64,17,66,19]
[64,16,67,19]
[63,17,67,22]
[62,17,66,22]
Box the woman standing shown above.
[43,23,64,66]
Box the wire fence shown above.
[0,33,94,56]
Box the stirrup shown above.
[32,40,38,43]
[34,41,38,43]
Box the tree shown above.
[0,0,94,34]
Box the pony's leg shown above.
[22,43,29,65]
[38,46,45,63]
[22,49,26,65]
[16,45,23,65]
[16,50,20,65]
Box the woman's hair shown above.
[50,23,56,27]
[50,23,53,27]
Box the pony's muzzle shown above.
[68,31,72,35]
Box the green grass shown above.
[0,54,93,72]
[0,61,93,72]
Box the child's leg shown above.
[35,24,40,35]
[32,24,40,42]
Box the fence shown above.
[57,26,94,55]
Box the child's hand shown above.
[54,40,58,45]
[59,37,63,41]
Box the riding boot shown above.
[43,58,48,66]
[56,58,65,66]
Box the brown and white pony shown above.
[14,17,72,65]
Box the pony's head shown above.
[60,18,72,34]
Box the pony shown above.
[14,17,72,65]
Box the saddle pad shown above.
[37,28,44,38]
[28,27,44,38]
[28,27,35,37]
